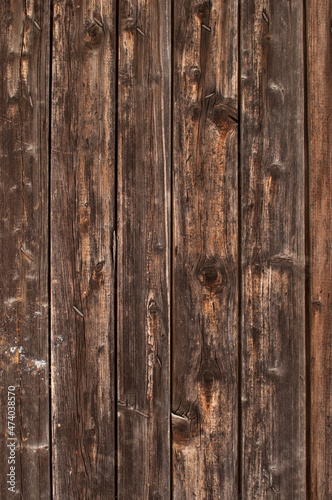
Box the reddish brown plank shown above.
[51,1,116,497]
[117,0,171,497]
[240,0,306,497]
[0,1,51,498]
[172,0,239,497]
[307,1,332,497]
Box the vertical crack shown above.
[48,0,54,498]
[237,0,242,497]
[114,0,119,497]
[170,0,174,497]
[303,0,311,497]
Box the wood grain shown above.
[172,0,238,497]
[117,0,171,497]
[1,3,331,497]
[0,1,50,498]
[307,0,332,497]
[51,1,116,497]
[240,0,306,497]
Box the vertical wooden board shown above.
[51,0,116,497]
[0,1,50,498]
[117,0,171,497]
[172,0,238,497]
[240,0,306,497]
[307,1,332,497]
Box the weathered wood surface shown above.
[307,1,332,497]
[117,0,171,497]
[0,1,50,498]
[240,0,306,497]
[172,0,238,497]
[51,0,116,497]
[0,1,331,498]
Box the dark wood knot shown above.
[265,163,286,179]
[191,102,202,120]
[77,470,87,490]
[202,371,214,387]
[86,21,104,48]
[171,414,191,445]
[210,97,238,133]
[94,261,104,273]
[148,299,158,314]
[89,261,105,291]
[196,1,211,18]
[171,408,199,446]
[201,370,214,407]
[190,66,201,84]
[196,255,225,293]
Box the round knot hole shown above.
[86,22,104,48]
[95,261,104,273]
[196,255,225,294]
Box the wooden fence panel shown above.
[51,1,116,497]
[172,0,239,497]
[117,0,171,497]
[307,0,332,497]
[240,0,306,497]
[0,1,50,498]
[1,2,332,498]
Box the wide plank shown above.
[0,1,51,498]
[240,0,306,497]
[117,0,171,497]
[307,1,332,497]
[172,0,239,497]
[51,1,116,497]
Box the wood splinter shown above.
[118,401,149,418]
[33,19,41,31]
[20,247,34,261]
[262,9,269,24]
[73,305,84,318]
[136,26,145,37]
[93,17,104,28]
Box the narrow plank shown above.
[240,0,306,497]
[0,1,50,498]
[117,0,171,497]
[172,0,238,497]
[307,1,332,497]
[51,1,116,497]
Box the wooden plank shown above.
[0,1,50,498]
[51,1,116,497]
[172,0,238,497]
[117,0,171,497]
[240,0,306,497]
[307,1,332,497]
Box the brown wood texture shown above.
[117,0,171,497]
[0,1,50,498]
[1,1,332,498]
[51,0,116,497]
[307,0,332,497]
[240,0,306,497]
[172,0,238,498]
